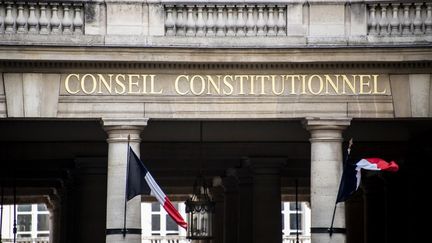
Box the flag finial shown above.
[348,138,353,155]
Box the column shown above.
[222,171,238,243]
[304,118,351,243]
[236,162,253,243]
[47,194,61,243]
[102,118,148,243]
[210,179,224,243]
[250,157,284,243]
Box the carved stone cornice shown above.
[0,60,432,72]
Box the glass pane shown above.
[151,202,160,212]
[37,233,49,237]
[166,214,177,231]
[37,214,50,231]
[151,215,160,231]
[281,203,284,210]
[17,215,32,231]
[289,214,302,230]
[37,204,48,211]
[17,204,32,212]
[17,234,31,238]
[289,202,302,211]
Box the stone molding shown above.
[102,118,148,143]
[303,117,351,142]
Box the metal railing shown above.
[1,237,49,243]
[283,235,311,243]
[142,235,188,243]
[142,235,310,243]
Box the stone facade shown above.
[1,1,431,243]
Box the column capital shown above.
[303,117,351,142]
[102,118,148,143]
[303,117,351,130]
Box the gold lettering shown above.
[223,75,234,95]
[256,75,269,94]
[235,75,248,95]
[359,75,372,94]
[190,75,206,95]
[249,75,256,95]
[115,74,126,94]
[207,75,221,95]
[342,75,356,94]
[308,75,324,95]
[301,75,307,94]
[272,75,284,95]
[175,75,189,95]
[81,74,97,94]
[141,75,148,94]
[62,73,382,96]
[149,75,162,94]
[97,74,113,94]
[128,74,141,94]
[325,75,339,94]
[64,74,80,94]
[372,75,386,94]
[286,75,300,95]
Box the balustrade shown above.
[0,1,84,35]
[164,4,287,37]
[0,1,431,44]
[367,2,432,36]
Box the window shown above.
[150,202,184,236]
[281,202,310,236]
[15,204,50,239]
[142,202,187,239]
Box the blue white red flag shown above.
[336,158,399,203]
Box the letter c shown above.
[64,74,80,94]
[175,75,189,95]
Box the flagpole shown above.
[0,185,3,243]
[329,138,353,236]
[123,134,131,238]
[13,177,16,243]
[295,179,299,243]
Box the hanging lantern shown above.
[185,174,215,240]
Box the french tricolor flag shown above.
[126,146,187,229]
[336,158,399,203]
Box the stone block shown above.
[348,102,394,118]
[350,3,367,36]
[107,3,144,35]
[309,4,345,37]
[390,75,411,117]
[23,73,44,117]
[21,73,60,117]
[41,74,61,117]
[148,3,165,36]
[85,2,107,35]
[3,73,24,117]
[409,74,431,117]
[287,4,306,36]
[57,101,144,118]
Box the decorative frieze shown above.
[367,2,432,36]
[0,1,84,35]
[164,4,287,37]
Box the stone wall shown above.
[0,0,431,47]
